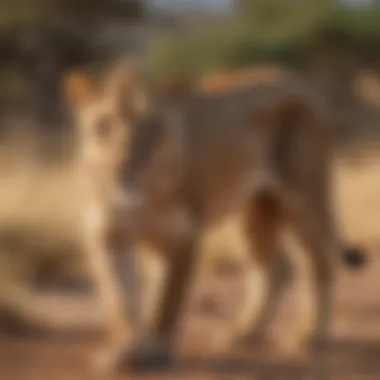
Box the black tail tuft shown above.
[342,245,367,269]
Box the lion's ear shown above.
[63,70,100,109]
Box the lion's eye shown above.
[96,117,113,140]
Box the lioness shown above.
[71,68,366,371]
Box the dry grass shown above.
[334,153,380,250]
[0,128,89,305]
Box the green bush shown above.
[147,1,380,79]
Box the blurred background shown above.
[1,0,380,148]
[0,0,380,379]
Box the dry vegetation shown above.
[334,154,380,250]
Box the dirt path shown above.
[2,333,380,380]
